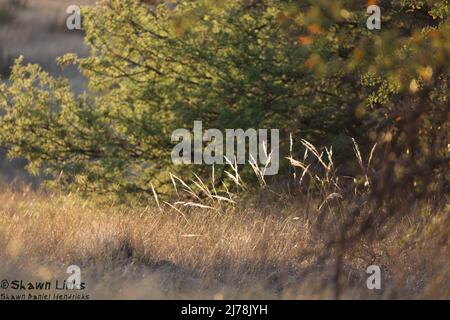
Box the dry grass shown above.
[0,139,448,300]
[0,184,448,300]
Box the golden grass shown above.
[0,186,448,300]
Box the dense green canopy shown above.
[0,0,448,200]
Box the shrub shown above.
[0,0,448,201]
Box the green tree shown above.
[0,0,448,200]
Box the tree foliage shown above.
[0,0,448,200]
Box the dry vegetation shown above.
[0,142,448,299]
[0,187,448,299]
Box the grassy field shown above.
[0,179,448,299]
